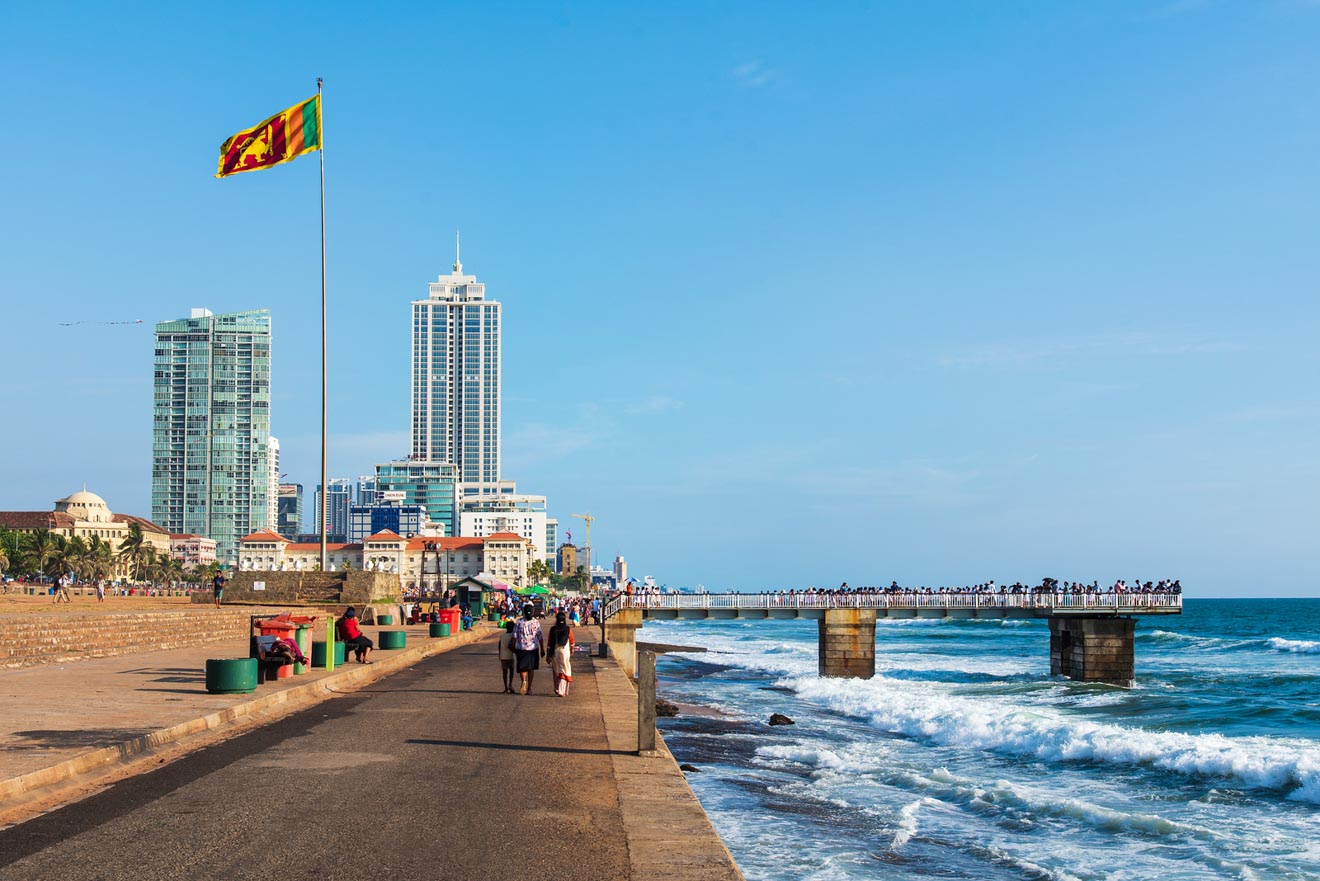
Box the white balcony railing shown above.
[603,591,1182,620]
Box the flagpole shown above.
[317,76,328,573]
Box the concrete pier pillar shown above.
[1049,616,1135,685]
[818,609,877,678]
[605,608,643,679]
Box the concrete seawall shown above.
[3,607,271,669]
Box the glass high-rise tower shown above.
[410,246,501,488]
[151,308,272,564]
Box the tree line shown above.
[0,521,223,587]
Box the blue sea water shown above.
[651,598,1320,881]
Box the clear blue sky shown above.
[2,2,1317,596]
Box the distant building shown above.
[151,308,273,564]
[374,460,458,537]
[170,534,217,568]
[0,489,172,575]
[237,529,534,587]
[314,478,353,541]
[545,518,559,570]
[267,436,280,536]
[459,493,550,561]
[558,543,580,578]
[614,555,627,584]
[410,245,501,490]
[591,565,617,591]
[356,475,378,506]
[276,484,302,536]
[348,502,427,544]
[482,532,534,586]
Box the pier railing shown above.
[603,591,1182,620]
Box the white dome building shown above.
[55,489,114,524]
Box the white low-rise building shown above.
[237,528,534,590]
[459,493,551,563]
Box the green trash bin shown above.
[206,658,258,694]
[429,622,445,638]
[440,623,451,637]
[379,630,407,650]
[311,641,329,667]
[377,614,394,626]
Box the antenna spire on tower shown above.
[453,230,462,273]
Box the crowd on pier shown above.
[606,578,1183,609]
[795,578,1183,597]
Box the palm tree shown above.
[139,546,159,586]
[86,536,115,583]
[163,556,185,587]
[27,530,59,582]
[118,521,147,582]
[62,536,90,582]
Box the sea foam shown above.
[779,674,1320,804]
[1267,637,1320,654]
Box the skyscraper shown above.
[152,308,272,564]
[356,475,378,506]
[411,241,501,490]
[277,483,303,536]
[267,436,280,534]
[314,478,353,541]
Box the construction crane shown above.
[571,513,594,590]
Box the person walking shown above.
[498,620,517,693]
[513,604,544,695]
[212,570,227,607]
[546,611,575,697]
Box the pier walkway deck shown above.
[602,591,1182,685]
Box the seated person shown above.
[254,635,300,679]
[272,635,309,665]
[262,637,299,666]
[336,607,374,664]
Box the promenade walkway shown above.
[0,619,743,881]
[0,619,474,790]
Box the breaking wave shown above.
[1267,637,1320,654]
[775,674,1320,804]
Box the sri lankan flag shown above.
[216,94,321,178]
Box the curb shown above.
[0,625,494,807]
[592,650,746,880]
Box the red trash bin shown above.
[438,608,461,633]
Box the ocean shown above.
[650,598,1320,881]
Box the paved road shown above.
[0,631,631,881]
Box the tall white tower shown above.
[267,436,280,532]
[410,235,501,490]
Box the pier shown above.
[604,591,1182,685]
